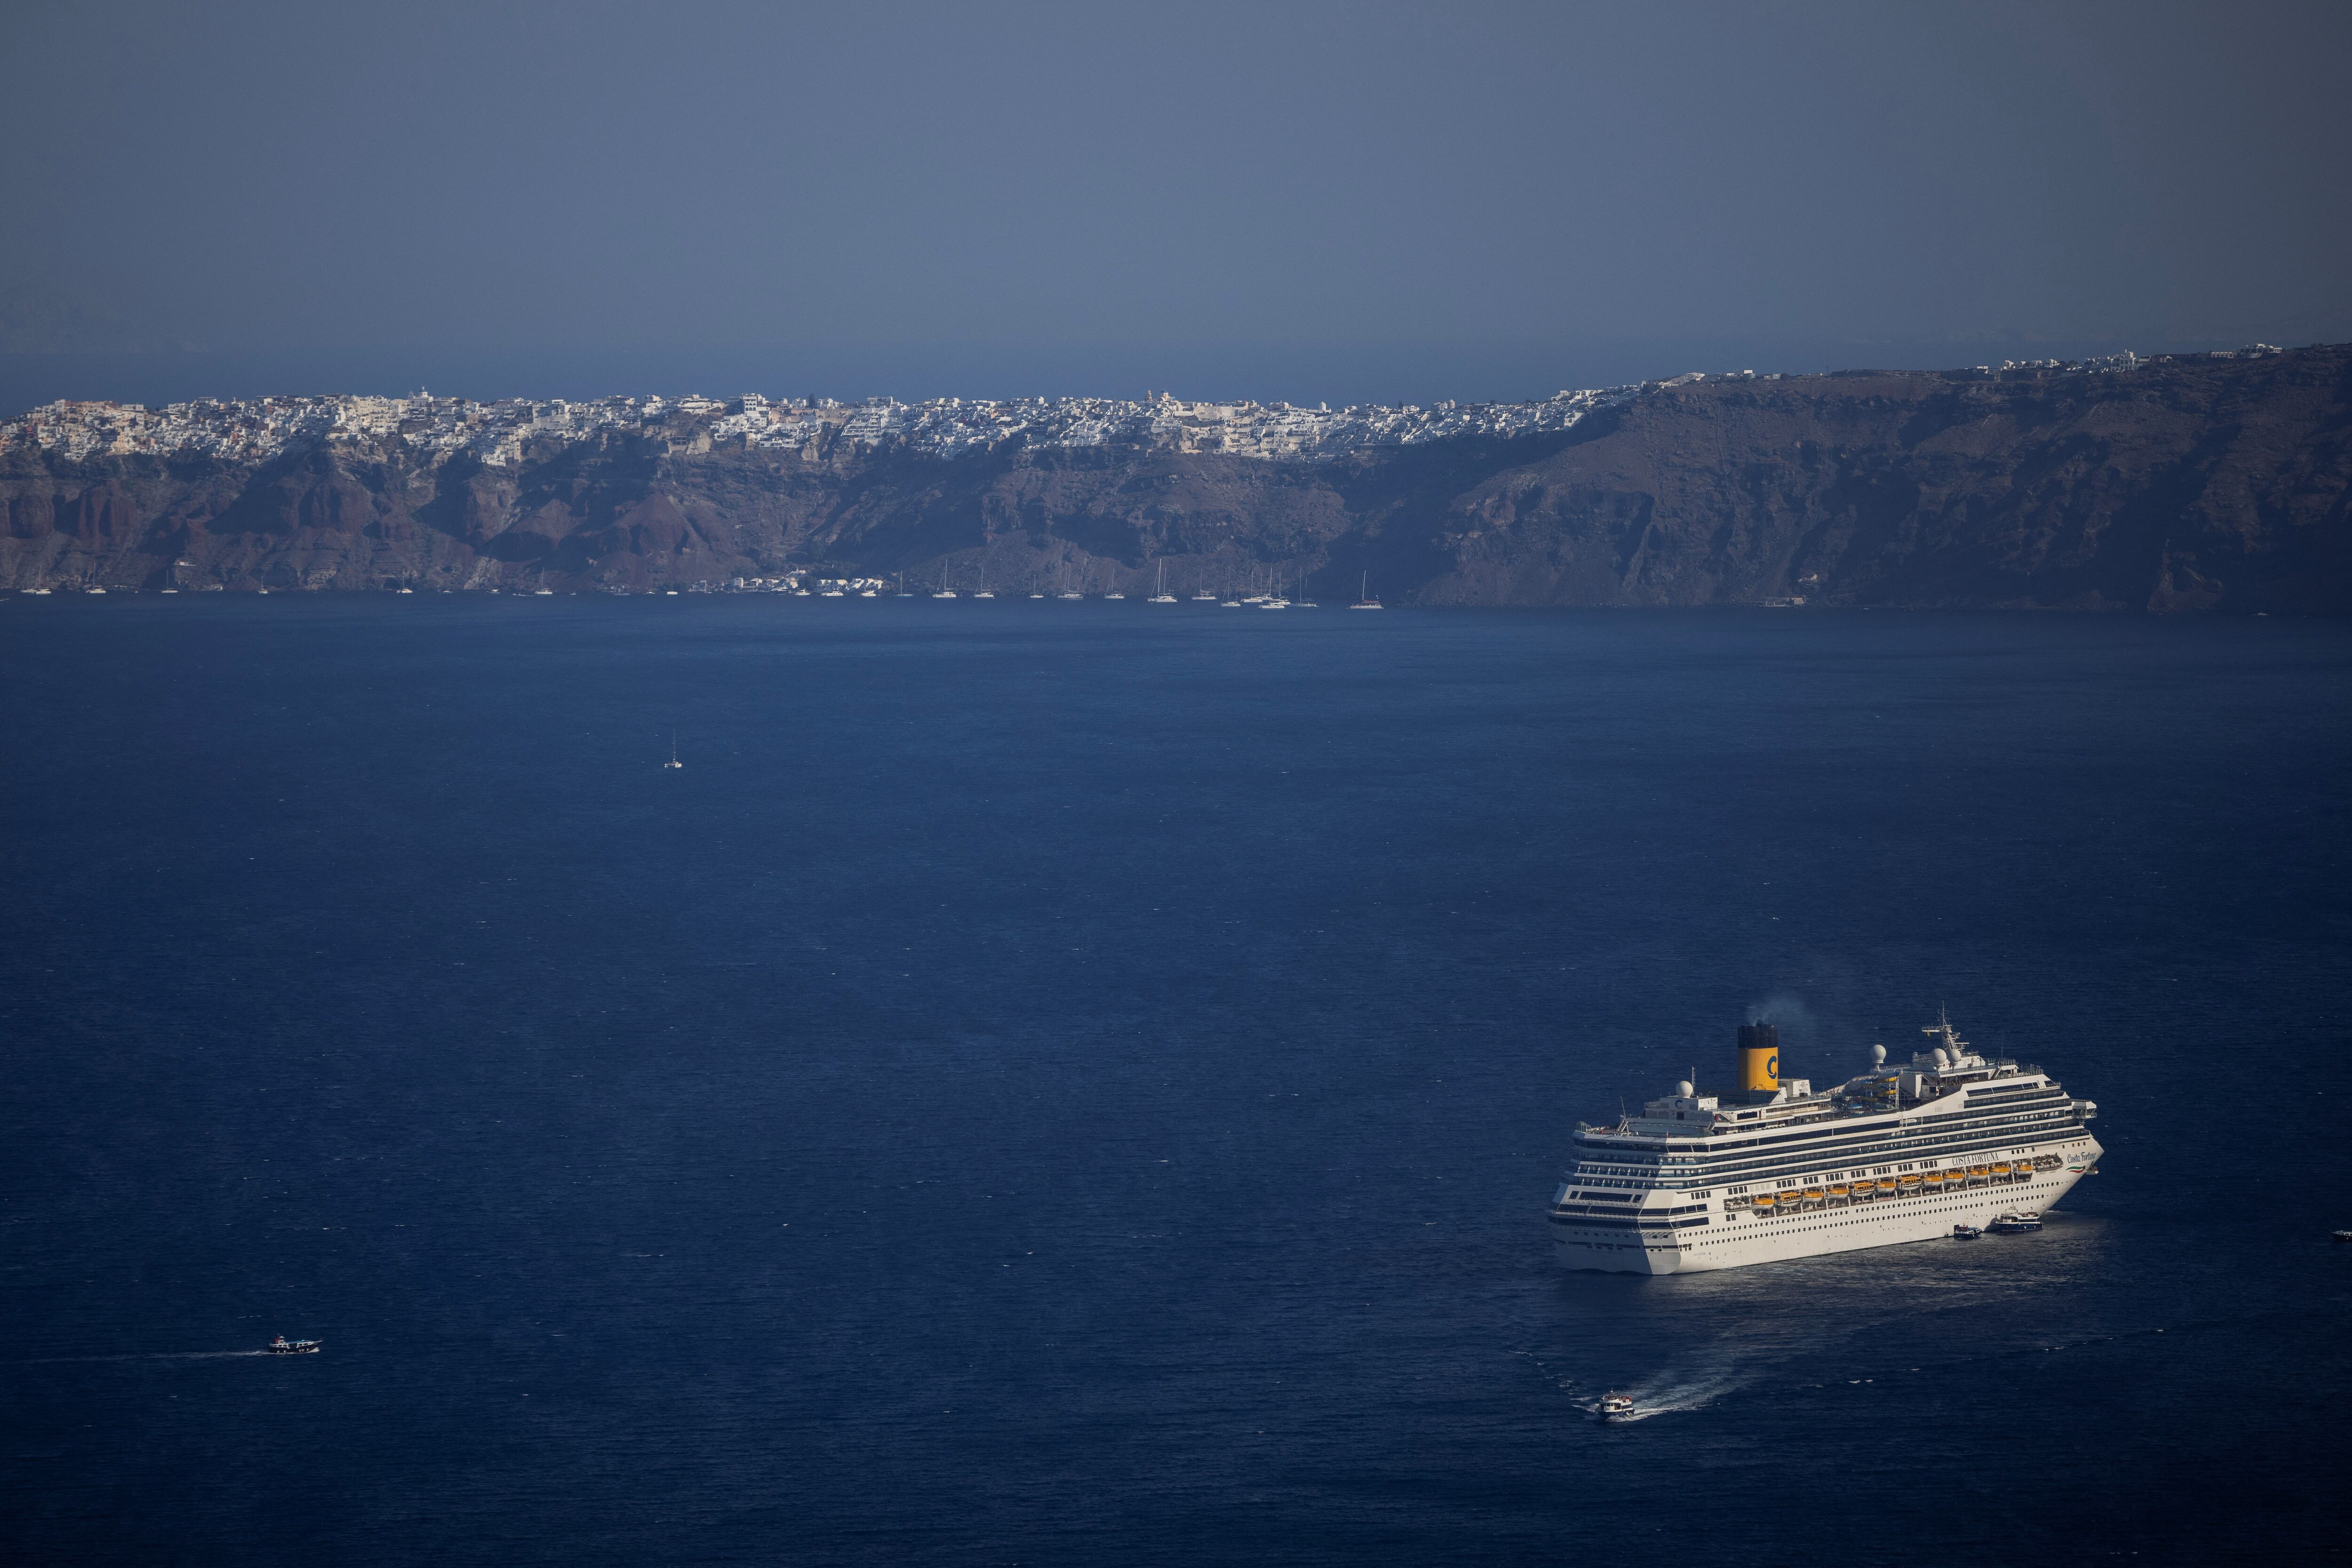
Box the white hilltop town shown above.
[0,348,2247,470]
[0,385,1641,468]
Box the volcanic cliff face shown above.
[4,347,2347,611]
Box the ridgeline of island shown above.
[4,344,2347,611]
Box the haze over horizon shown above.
[3,0,2347,412]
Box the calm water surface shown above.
[3,598,2348,1566]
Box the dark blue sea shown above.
[4,597,2349,1567]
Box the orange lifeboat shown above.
[1898,1174,1922,1189]
[1875,1179,1897,1193]
[1751,1193,1776,1210]
[1991,1162,2013,1176]
[1828,1184,1851,1199]
[1967,1164,1990,1178]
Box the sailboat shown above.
[663,732,684,770]
[1350,572,1383,610]
[932,565,958,599]
[1149,559,1177,603]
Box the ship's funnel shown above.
[1737,1023,1780,1100]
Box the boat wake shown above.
[1593,1366,1751,1421]
[15,1350,272,1365]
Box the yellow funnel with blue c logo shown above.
[1738,1022,1780,1094]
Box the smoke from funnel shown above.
[1744,993,1821,1081]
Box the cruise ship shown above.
[1548,1012,2100,1274]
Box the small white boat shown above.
[1350,571,1382,609]
[87,586,107,594]
[1988,1212,2042,1234]
[663,732,683,771]
[1951,1224,1984,1239]
[974,589,994,599]
[1058,591,1083,601]
[1103,592,1125,600]
[932,590,957,599]
[822,589,845,597]
[1148,561,1177,602]
[1597,1392,1636,1420]
[860,589,877,597]
[266,1336,322,1356]
[534,588,554,596]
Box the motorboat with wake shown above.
[1597,1392,1636,1421]
[266,1336,322,1355]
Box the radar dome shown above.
[1932,1047,1951,1069]
[1870,1044,1887,1067]
[1675,1080,1694,1098]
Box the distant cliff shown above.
[5,346,2348,611]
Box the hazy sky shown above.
[1,0,2346,406]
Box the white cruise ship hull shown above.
[1551,1149,2098,1275]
